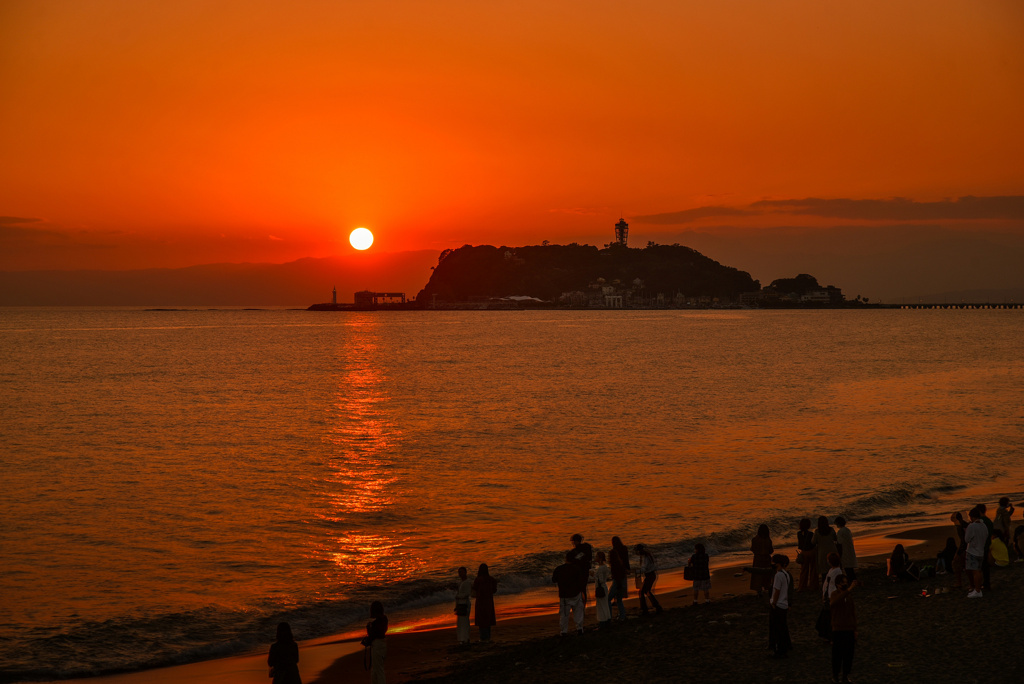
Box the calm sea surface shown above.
[1,308,1022,680]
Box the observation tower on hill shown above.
[614,218,629,246]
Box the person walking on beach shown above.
[268,622,302,684]
[454,567,472,645]
[834,517,858,581]
[472,563,498,641]
[362,602,388,684]
[553,551,586,635]
[796,518,817,591]
[749,524,774,598]
[592,551,612,629]
[569,534,593,605]
[634,543,663,615]
[607,536,630,621]
[688,543,711,604]
[812,517,839,585]
[829,575,858,684]
[965,508,988,597]
[768,554,792,658]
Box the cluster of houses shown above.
[558,278,845,309]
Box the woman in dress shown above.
[633,543,663,615]
[267,622,301,684]
[592,551,612,629]
[796,518,817,591]
[812,516,839,585]
[688,543,711,604]
[471,563,498,642]
[749,524,774,597]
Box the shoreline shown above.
[58,519,982,684]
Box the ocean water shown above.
[1,308,1022,681]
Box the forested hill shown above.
[415,243,759,303]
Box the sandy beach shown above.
[71,520,1023,684]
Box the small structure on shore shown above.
[354,290,407,306]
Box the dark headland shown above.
[310,242,878,310]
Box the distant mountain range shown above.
[0,252,439,306]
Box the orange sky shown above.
[2,0,1023,271]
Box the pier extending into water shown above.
[898,302,1022,310]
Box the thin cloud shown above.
[0,216,43,225]
[751,196,1024,221]
[631,206,754,224]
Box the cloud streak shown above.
[752,196,1024,221]
[631,196,1024,225]
[631,206,755,224]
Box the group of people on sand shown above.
[550,535,668,636]
[267,499,1018,684]
[916,498,1018,598]
[748,516,861,683]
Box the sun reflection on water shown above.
[314,315,424,584]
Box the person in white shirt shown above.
[964,508,989,598]
[822,552,844,600]
[454,567,472,644]
[768,554,792,657]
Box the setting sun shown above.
[349,227,374,251]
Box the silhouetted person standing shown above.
[569,534,593,605]
[362,602,388,684]
[268,622,301,684]
[592,550,612,628]
[553,551,586,635]
[768,554,792,658]
[607,536,630,621]
[749,524,774,597]
[835,516,858,581]
[976,504,994,591]
[965,508,987,597]
[812,517,839,585]
[796,518,817,591]
[472,563,498,642]
[830,575,858,684]
[454,566,472,645]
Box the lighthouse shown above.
[332,286,337,305]
[614,218,628,247]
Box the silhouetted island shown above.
[310,232,893,310]
[413,242,759,309]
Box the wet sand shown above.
[72,523,1022,684]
